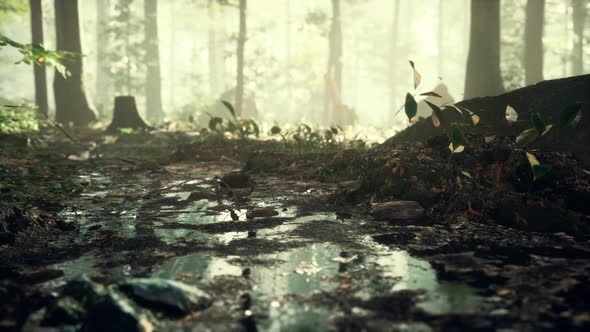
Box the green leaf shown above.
[449,127,466,153]
[208,117,223,131]
[505,105,518,124]
[531,113,546,135]
[270,125,281,135]
[516,128,538,146]
[526,152,552,181]
[559,102,583,128]
[404,93,417,122]
[220,100,236,119]
[425,101,443,127]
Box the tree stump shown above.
[105,96,152,133]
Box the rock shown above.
[337,180,362,191]
[246,207,279,219]
[221,172,251,189]
[371,201,425,221]
[119,278,212,315]
[401,183,440,208]
[188,190,218,200]
[42,297,85,326]
[230,188,252,199]
[61,275,107,307]
[22,268,64,284]
[84,290,152,332]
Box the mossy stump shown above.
[105,96,152,134]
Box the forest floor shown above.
[1,128,589,331]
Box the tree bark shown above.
[464,0,503,98]
[572,0,587,75]
[95,0,110,116]
[53,0,97,126]
[144,0,163,119]
[524,0,545,85]
[235,0,247,117]
[29,0,48,115]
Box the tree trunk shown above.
[389,0,400,124]
[285,0,292,117]
[235,0,247,117]
[106,96,151,133]
[53,0,97,126]
[437,0,444,78]
[524,0,545,85]
[95,0,110,117]
[325,0,343,124]
[464,0,503,98]
[572,0,587,75]
[29,0,48,115]
[169,0,175,110]
[208,0,226,96]
[144,0,163,120]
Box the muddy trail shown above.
[1,134,590,331]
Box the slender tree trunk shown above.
[285,0,292,117]
[95,0,110,117]
[464,0,503,98]
[437,0,444,78]
[572,0,587,75]
[235,0,246,117]
[124,0,131,95]
[144,0,162,119]
[524,0,545,85]
[207,0,226,96]
[389,0,400,124]
[325,0,342,123]
[169,0,175,110]
[29,0,48,115]
[208,0,217,96]
[53,0,96,126]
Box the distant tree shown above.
[53,0,96,126]
[95,0,110,116]
[571,0,587,75]
[144,0,162,119]
[325,0,343,123]
[235,0,246,117]
[109,0,144,96]
[389,0,401,121]
[207,0,226,96]
[524,0,545,85]
[29,0,47,115]
[437,0,444,77]
[464,0,503,98]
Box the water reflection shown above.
[53,168,490,330]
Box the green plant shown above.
[0,102,39,134]
[202,100,260,140]
[0,34,76,77]
[399,61,584,183]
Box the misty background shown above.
[0,0,588,132]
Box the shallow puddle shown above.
[47,165,493,329]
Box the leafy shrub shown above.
[0,103,39,134]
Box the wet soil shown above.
[1,133,589,331]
